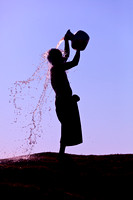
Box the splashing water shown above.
[9,35,65,156]
[56,37,64,49]
[9,51,53,154]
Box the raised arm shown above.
[64,49,80,70]
[64,30,70,61]
[64,39,70,61]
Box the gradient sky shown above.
[0,0,133,158]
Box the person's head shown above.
[47,48,64,66]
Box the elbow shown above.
[74,62,79,66]
[73,60,79,67]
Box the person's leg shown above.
[59,143,66,156]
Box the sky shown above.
[0,0,133,158]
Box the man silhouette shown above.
[47,30,82,156]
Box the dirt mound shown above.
[0,152,133,199]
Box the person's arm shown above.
[64,30,70,61]
[64,39,70,61]
[64,49,80,70]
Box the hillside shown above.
[0,152,133,199]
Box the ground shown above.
[0,152,133,199]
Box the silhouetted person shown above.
[47,30,83,157]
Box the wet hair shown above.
[47,48,63,65]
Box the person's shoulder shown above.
[51,64,66,72]
[50,66,57,72]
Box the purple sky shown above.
[0,0,133,158]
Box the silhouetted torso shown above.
[50,65,72,98]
